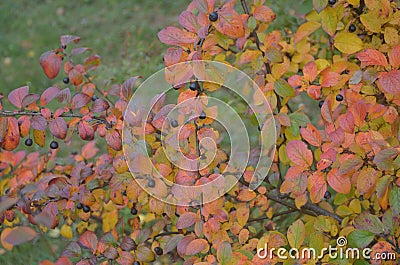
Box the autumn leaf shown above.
[308,172,327,203]
[357,49,388,67]
[8,86,29,109]
[176,212,200,229]
[158,26,197,46]
[287,219,305,248]
[327,168,351,194]
[49,117,67,139]
[185,238,208,255]
[334,32,363,54]
[3,226,37,246]
[378,69,400,95]
[217,241,232,264]
[0,117,20,151]
[253,5,276,23]
[40,51,62,79]
[213,5,245,39]
[388,45,400,69]
[300,124,321,146]
[294,21,321,44]
[78,231,98,254]
[286,140,313,168]
[71,93,91,109]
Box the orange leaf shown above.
[253,5,276,23]
[176,212,200,229]
[308,172,326,203]
[185,238,209,255]
[389,45,400,69]
[294,21,321,44]
[40,51,62,79]
[0,117,20,151]
[357,49,388,67]
[78,231,98,254]
[357,167,379,195]
[320,71,341,87]
[286,140,313,168]
[300,124,321,147]
[213,5,245,39]
[158,26,197,46]
[303,61,318,82]
[327,168,351,194]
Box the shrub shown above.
[0,0,399,264]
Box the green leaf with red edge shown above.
[3,226,37,245]
[294,21,321,44]
[357,49,388,68]
[327,168,351,194]
[213,5,245,39]
[373,148,399,171]
[274,79,296,98]
[253,5,276,23]
[185,238,209,255]
[78,231,98,254]
[300,124,321,147]
[286,140,313,168]
[84,54,101,71]
[49,117,67,140]
[308,171,327,203]
[8,86,29,109]
[354,212,386,235]
[78,121,95,141]
[176,212,200,229]
[158,26,197,46]
[338,157,363,175]
[40,51,62,79]
[287,219,305,248]
[313,0,328,13]
[217,241,232,264]
[0,117,20,151]
[116,251,134,265]
[378,69,400,95]
[136,244,155,263]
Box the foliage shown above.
[1,0,400,264]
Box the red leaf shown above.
[49,117,67,139]
[31,115,47,131]
[71,47,89,56]
[185,238,208,255]
[164,47,184,67]
[286,140,313,169]
[378,69,400,95]
[300,124,321,146]
[21,93,39,107]
[308,172,326,203]
[116,251,134,265]
[253,5,276,23]
[357,49,388,67]
[158,26,197,46]
[327,168,351,194]
[40,51,62,79]
[71,93,91,109]
[41,86,61,106]
[0,117,20,151]
[176,212,200,229]
[121,76,141,99]
[82,141,98,160]
[92,98,110,112]
[303,61,318,82]
[8,86,29,109]
[389,45,400,69]
[78,121,94,141]
[106,130,122,151]
[33,211,56,229]
[78,231,98,253]
[60,35,80,46]
[179,11,200,33]
[68,68,83,86]
[3,226,37,245]
[56,88,71,104]
[320,71,341,87]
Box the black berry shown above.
[63,77,70,84]
[348,24,356,33]
[154,246,163,255]
[336,94,344,102]
[61,44,67,49]
[131,207,138,215]
[199,111,206,119]
[209,11,218,22]
[91,95,98,101]
[83,205,90,213]
[77,203,83,210]
[133,262,141,265]
[171,119,178,128]
[319,101,324,108]
[324,191,331,200]
[328,0,336,5]
[50,140,59,149]
[25,138,33,146]
[148,179,156,188]
[189,82,197,91]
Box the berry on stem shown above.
[63,77,70,84]
[148,179,156,188]
[50,140,59,149]
[83,205,90,213]
[199,111,206,119]
[154,246,163,255]
[349,24,356,32]
[25,138,33,146]
[209,11,218,22]
[91,95,98,101]
[131,207,138,215]
[171,119,178,128]
[77,203,83,209]
[324,191,331,200]
[336,94,344,102]
[319,101,324,108]
[189,82,197,91]
[328,0,336,5]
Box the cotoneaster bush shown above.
[0,0,400,264]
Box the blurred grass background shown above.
[0,0,311,264]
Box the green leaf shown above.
[288,113,311,136]
[354,212,386,235]
[334,32,363,54]
[217,241,232,264]
[348,230,374,248]
[313,0,328,13]
[287,219,305,248]
[274,79,295,98]
[389,186,400,215]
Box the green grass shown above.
[0,0,312,263]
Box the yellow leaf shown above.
[321,7,338,36]
[346,0,360,5]
[294,21,321,44]
[102,210,118,232]
[360,11,382,33]
[60,224,73,239]
[349,199,362,214]
[384,27,399,46]
[334,32,364,54]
